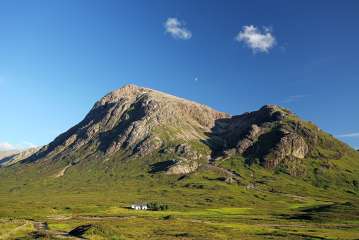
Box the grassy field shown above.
[0,151,358,239]
[0,202,358,239]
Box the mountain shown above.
[20,84,358,180]
[0,84,358,211]
[0,147,40,167]
[25,84,228,173]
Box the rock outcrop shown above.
[209,105,314,172]
[263,132,309,168]
[235,124,264,154]
[166,160,199,175]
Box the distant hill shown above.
[0,150,20,163]
[0,150,19,159]
[0,147,40,167]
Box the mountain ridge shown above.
[11,84,357,185]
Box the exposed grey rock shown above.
[209,104,312,172]
[0,147,40,166]
[236,124,264,154]
[166,160,199,175]
[264,132,309,168]
[134,136,162,156]
[175,144,199,160]
[26,84,228,163]
[210,104,291,152]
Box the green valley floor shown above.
[0,190,358,239]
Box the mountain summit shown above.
[27,84,227,166]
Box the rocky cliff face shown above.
[27,84,228,165]
[208,104,354,176]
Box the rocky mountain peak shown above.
[260,104,287,112]
[257,104,292,121]
[27,84,228,163]
[95,84,146,107]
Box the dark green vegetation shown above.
[147,202,169,211]
[0,85,358,239]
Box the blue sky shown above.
[0,0,359,150]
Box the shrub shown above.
[147,202,168,211]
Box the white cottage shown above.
[131,204,148,210]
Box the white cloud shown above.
[236,25,276,53]
[337,132,359,138]
[164,18,192,40]
[0,142,15,151]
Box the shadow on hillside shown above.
[202,114,284,166]
[283,202,355,221]
[201,117,231,160]
[149,159,177,173]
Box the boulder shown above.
[166,160,199,175]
